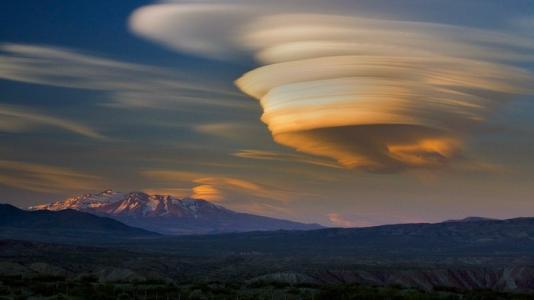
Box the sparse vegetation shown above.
[1,276,534,300]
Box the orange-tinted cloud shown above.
[131,1,534,172]
[192,184,223,202]
[142,169,295,203]
[142,169,301,215]
[235,22,533,171]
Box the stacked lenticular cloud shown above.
[131,1,534,171]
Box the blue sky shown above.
[1,0,534,227]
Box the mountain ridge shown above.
[30,190,323,235]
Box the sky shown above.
[1,0,534,227]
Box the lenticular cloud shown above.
[130,1,534,171]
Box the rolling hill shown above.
[0,203,157,242]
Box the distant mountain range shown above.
[114,216,534,257]
[2,211,534,292]
[0,203,156,242]
[29,190,323,234]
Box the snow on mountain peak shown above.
[30,190,224,218]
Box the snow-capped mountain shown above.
[31,190,228,219]
[30,190,322,235]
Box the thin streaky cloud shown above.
[141,169,311,205]
[234,149,342,169]
[0,160,102,193]
[0,43,252,110]
[0,104,106,140]
[193,122,268,141]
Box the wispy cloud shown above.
[140,168,311,215]
[193,176,293,202]
[146,180,295,216]
[140,170,202,182]
[142,187,191,198]
[0,104,105,139]
[191,184,224,202]
[142,169,295,202]
[0,160,102,193]
[234,149,341,169]
[0,43,250,110]
[193,122,267,141]
[131,0,534,172]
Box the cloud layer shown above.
[131,0,534,172]
[0,160,102,193]
[0,43,247,110]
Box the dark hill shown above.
[0,203,157,243]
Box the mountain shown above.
[3,211,534,293]
[442,216,499,223]
[116,216,534,257]
[30,190,323,235]
[0,203,157,243]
